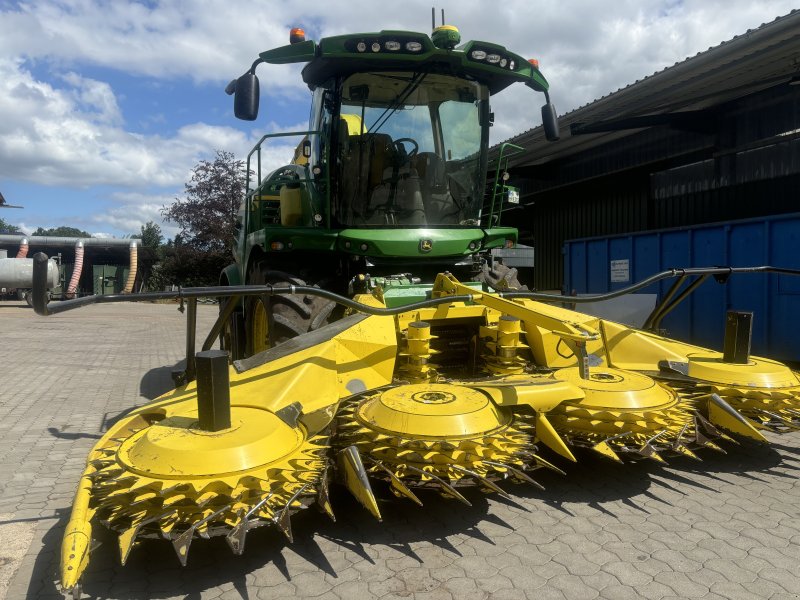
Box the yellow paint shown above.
[59,271,800,591]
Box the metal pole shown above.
[722,310,753,364]
[201,296,242,352]
[185,297,197,382]
[649,274,710,331]
[195,350,232,431]
[643,275,686,330]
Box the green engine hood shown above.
[336,227,516,258]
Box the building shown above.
[496,10,800,292]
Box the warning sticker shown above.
[610,259,630,283]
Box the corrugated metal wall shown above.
[516,84,800,291]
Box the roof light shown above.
[499,58,508,68]
[371,42,381,52]
[385,40,401,51]
[486,54,501,64]
[356,41,367,52]
[406,41,423,52]
[289,28,305,44]
[528,58,540,69]
[471,50,486,60]
[509,60,515,70]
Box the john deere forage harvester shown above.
[32,18,800,599]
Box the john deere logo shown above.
[419,239,433,253]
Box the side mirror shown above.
[233,73,260,121]
[541,103,560,141]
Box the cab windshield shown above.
[335,72,488,227]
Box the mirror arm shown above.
[226,59,264,97]
[249,58,264,75]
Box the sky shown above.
[0,0,796,239]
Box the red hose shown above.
[16,238,28,258]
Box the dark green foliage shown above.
[33,226,91,237]
[162,150,244,254]
[156,150,245,287]
[132,221,164,250]
[0,217,21,234]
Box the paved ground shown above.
[1,299,799,600]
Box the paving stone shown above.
[1,301,799,600]
[600,561,653,586]
[598,585,643,600]
[547,573,600,600]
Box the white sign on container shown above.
[610,259,630,283]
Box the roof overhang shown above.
[495,10,800,168]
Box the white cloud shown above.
[0,0,796,235]
[61,72,123,125]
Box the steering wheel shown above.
[393,137,419,159]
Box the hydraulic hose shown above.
[31,253,800,318]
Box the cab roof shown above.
[259,29,549,96]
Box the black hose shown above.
[502,266,800,304]
[31,253,800,317]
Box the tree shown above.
[162,150,245,254]
[159,150,246,286]
[0,217,21,234]
[33,226,91,237]
[133,221,164,250]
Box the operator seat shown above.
[414,152,455,224]
[339,132,394,224]
[341,133,426,225]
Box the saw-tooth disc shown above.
[85,408,328,565]
[335,382,546,498]
[548,367,709,458]
[659,356,800,432]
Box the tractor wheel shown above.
[474,260,527,291]
[219,296,246,361]
[245,263,338,356]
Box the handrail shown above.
[501,265,800,303]
[31,254,800,382]
[244,130,321,236]
[33,254,800,317]
[486,142,524,227]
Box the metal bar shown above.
[30,253,800,319]
[722,310,753,364]
[201,296,242,352]
[642,275,686,330]
[184,298,197,382]
[507,265,800,303]
[649,274,710,331]
[195,350,232,432]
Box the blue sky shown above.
[0,0,796,239]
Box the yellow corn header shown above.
[32,262,798,598]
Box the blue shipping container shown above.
[563,213,800,362]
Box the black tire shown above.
[245,263,338,356]
[219,296,246,361]
[474,260,528,291]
